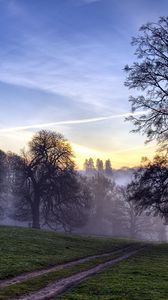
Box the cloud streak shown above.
[0,34,129,112]
[0,111,147,133]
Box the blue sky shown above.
[0,0,167,168]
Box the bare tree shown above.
[87,173,113,234]
[84,158,95,175]
[126,155,168,223]
[11,130,74,229]
[10,130,91,230]
[7,153,32,223]
[125,17,168,146]
[104,185,128,237]
[105,159,113,177]
[43,174,91,232]
[96,159,104,173]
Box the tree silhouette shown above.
[96,159,104,173]
[105,159,112,177]
[125,17,168,146]
[84,157,95,174]
[42,173,91,232]
[89,173,112,233]
[11,130,85,229]
[127,155,168,223]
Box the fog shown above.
[1,166,167,242]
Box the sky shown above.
[0,0,167,169]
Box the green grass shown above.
[0,226,135,280]
[0,246,140,300]
[58,244,168,300]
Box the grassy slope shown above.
[58,244,168,300]
[0,226,134,280]
[0,248,139,300]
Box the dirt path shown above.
[13,247,143,300]
[0,245,134,289]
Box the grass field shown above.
[0,248,138,300]
[0,226,134,280]
[1,226,168,300]
[58,244,168,300]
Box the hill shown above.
[0,226,136,280]
[0,226,167,300]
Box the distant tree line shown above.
[84,158,113,176]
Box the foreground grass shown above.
[0,226,134,280]
[0,246,139,300]
[57,244,168,300]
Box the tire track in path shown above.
[14,247,144,300]
[0,245,134,289]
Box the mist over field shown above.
[0,152,167,242]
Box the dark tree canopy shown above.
[105,159,113,176]
[125,17,168,146]
[84,158,95,174]
[43,173,91,232]
[89,173,113,233]
[96,159,104,173]
[10,130,90,230]
[84,157,113,178]
[7,152,34,223]
[127,155,168,223]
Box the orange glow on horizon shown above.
[72,143,156,170]
[0,131,156,170]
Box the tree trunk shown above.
[32,196,40,229]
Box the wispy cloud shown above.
[0,111,147,133]
[0,34,129,112]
